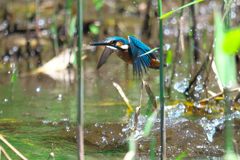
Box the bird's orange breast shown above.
[115,50,133,64]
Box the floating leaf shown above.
[166,49,172,65]
[143,110,158,137]
[159,0,204,19]
[138,48,159,57]
[214,12,237,87]
[174,150,188,160]
[223,27,240,54]
[89,24,99,35]
[69,16,77,37]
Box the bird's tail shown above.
[149,59,168,69]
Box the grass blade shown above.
[159,0,204,19]
[143,110,158,137]
[138,48,159,57]
[69,16,77,37]
[11,66,18,84]
[129,133,135,160]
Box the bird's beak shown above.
[90,41,111,46]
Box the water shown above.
[1,0,240,159]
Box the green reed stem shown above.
[77,0,84,159]
[223,0,235,157]
[158,0,165,159]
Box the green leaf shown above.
[166,49,172,65]
[159,0,204,19]
[89,24,99,35]
[143,110,157,137]
[138,48,159,57]
[95,1,103,10]
[92,0,103,10]
[51,25,57,35]
[69,16,77,37]
[174,150,188,160]
[73,48,77,67]
[11,66,18,84]
[223,27,240,54]
[214,12,237,88]
[67,0,73,8]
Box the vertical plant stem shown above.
[224,89,234,152]
[190,0,199,62]
[157,0,165,159]
[52,5,59,55]
[35,0,40,38]
[77,0,84,159]
[150,136,156,160]
[223,0,235,157]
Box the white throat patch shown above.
[121,45,129,50]
[106,46,117,50]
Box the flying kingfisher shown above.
[90,36,167,75]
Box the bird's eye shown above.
[112,40,117,43]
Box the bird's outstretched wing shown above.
[128,36,156,75]
[97,47,114,69]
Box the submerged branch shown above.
[198,87,240,103]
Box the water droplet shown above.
[36,87,41,92]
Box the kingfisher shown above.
[90,36,167,75]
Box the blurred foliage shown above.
[214,12,237,87]
[11,65,18,84]
[174,150,188,160]
[223,27,240,54]
[89,24,100,35]
[166,49,172,65]
[69,16,77,37]
[143,110,157,137]
[92,0,104,10]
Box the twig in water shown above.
[47,143,55,160]
[1,146,12,160]
[112,82,134,113]
[198,87,240,103]
[0,135,27,160]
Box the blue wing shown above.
[128,36,157,75]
